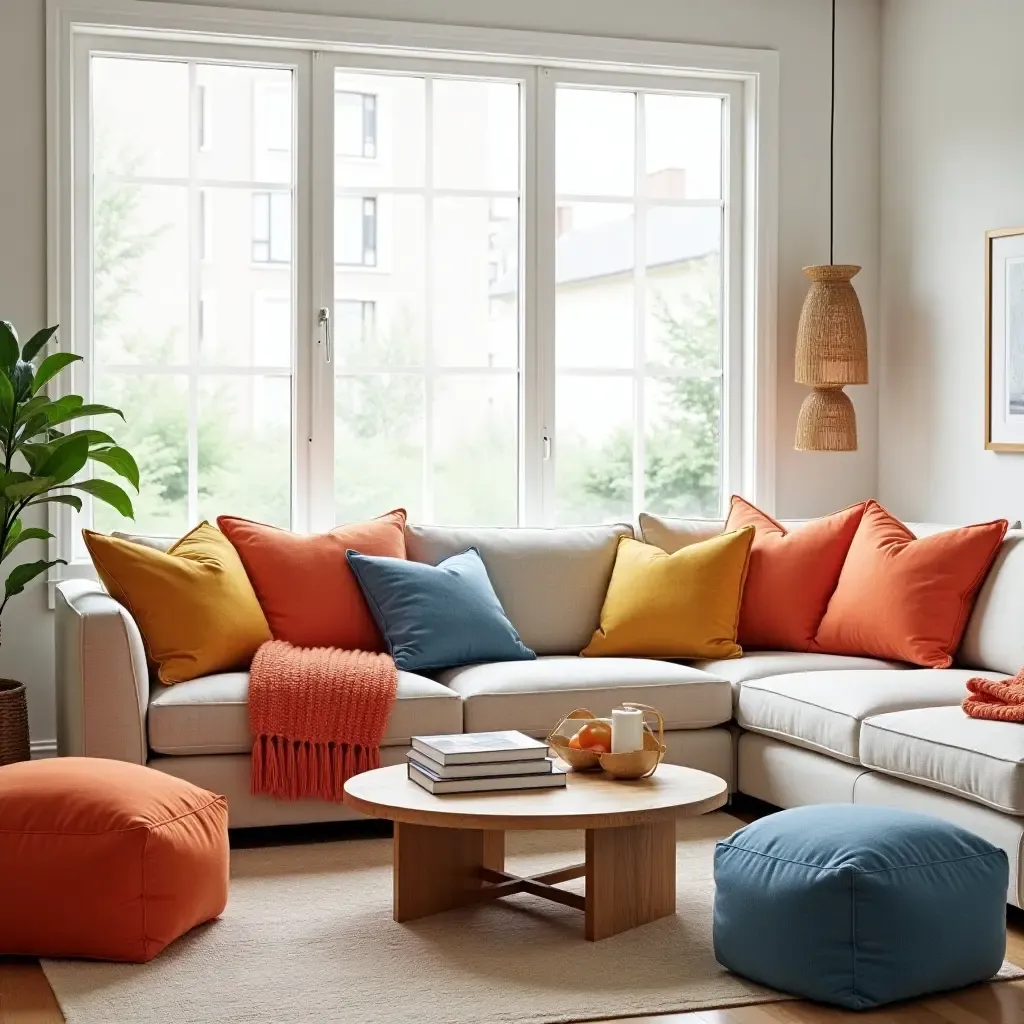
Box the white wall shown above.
[0,0,882,746]
[879,0,1024,522]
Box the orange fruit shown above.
[574,721,612,753]
[568,734,582,749]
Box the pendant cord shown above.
[830,0,836,265]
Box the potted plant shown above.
[0,320,137,765]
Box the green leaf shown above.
[70,478,134,518]
[21,325,58,363]
[26,493,81,513]
[45,402,124,430]
[31,352,81,396]
[88,445,139,490]
[37,434,89,483]
[5,477,55,500]
[16,395,51,426]
[4,559,65,601]
[0,370,14,421]
[3,527,53,559]
[0,322,19,373]
[5,519,21,551]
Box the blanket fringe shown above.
[251,733,381,802]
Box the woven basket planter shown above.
[0,679,30,766]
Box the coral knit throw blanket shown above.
[963,669,1024,722]
[249,641,398,801]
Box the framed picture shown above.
[986,227,1024,450]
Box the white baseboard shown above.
[31,738,58,758]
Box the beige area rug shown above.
[42,812,1023,1024]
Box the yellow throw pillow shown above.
[582,527,755,660]
[83,522,272,685]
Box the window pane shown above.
[92,57,188,178]
[335,195,375,266]
[198,376,292,527]
[556,88,635,197]
[644,376,721,518]
[336,196,425,367]
[434,197,518,368]
[93,373,190,537]
[93,184,189,366]
[645,207,721,370]
[555,376,633,525]
[196,65,292,185]
[336,91,367,156]
[432,376,518,526]
[335,375,425,524]
[555,203,634,368]
[195,189,293,366]
[335,71,424,188]
[645,93,722,201]
[433,80,519,192]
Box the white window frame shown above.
[47,0,779,583]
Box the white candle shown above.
[612,707,644,753]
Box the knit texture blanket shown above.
[963,669,1024,722]
[249,641,398,801]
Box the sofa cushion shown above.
[404,523,631,656]
[736,669,986,763]
[812,502,1008,668]
[861,704,1023,814]
[582,530,754,660]
[148,670,462,755]
[436,656,731,736]
[84,523,271,685]
[693,651,909,697]
[959,530,1024,675]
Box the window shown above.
[61,24,765,563]
[252,191,291,264]
[80,54,296,546]
[335,91,377,158]
[334,196,376,266]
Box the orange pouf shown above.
[0,758,228,962]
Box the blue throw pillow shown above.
[345,547,536,672]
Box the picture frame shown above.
[986,226,1024,450]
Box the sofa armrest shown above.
[55,579,149,763]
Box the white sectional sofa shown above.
[54,517,1024,906]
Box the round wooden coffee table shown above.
[343,762,727,941]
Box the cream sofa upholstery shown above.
[54,517,1024,907]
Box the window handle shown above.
[543,433,551,461]
[318,306,332,364]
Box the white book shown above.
[411,730,549,766]
[407,761,568,795]
[407,751,554,780]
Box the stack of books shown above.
[407,731,568,794]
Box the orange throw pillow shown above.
[0,758,227,962]
[725,496,866,651]
[813,501,1007,667]
[218,510,406,650]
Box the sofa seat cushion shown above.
[736,669,986,764]
[436,656,731,736]
[861,704,1023,814]
[148,670,462,755]
[694,652,909,698]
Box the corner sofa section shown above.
[55,518,1024,907]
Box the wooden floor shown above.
[4,805,1024,1024]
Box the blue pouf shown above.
[713,805,1008,1010]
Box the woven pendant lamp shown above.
[794,0,868,452]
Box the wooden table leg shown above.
[584,818,676,941]
[393,822,505,922]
